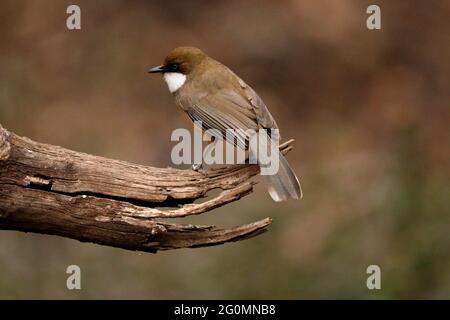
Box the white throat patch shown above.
[163,72,186,93]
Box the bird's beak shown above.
[147,65,166,74]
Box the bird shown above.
[148,46,302,201]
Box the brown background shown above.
[0,0,449,299]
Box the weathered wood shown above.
[0,124,293,253]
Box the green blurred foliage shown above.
[0,0,449,299]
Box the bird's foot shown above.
[191,163,203,171]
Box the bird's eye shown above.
[171,63,179,71]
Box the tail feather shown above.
[263,152,302,202]
[248,133,302,202]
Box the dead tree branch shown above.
[0,124,293,253]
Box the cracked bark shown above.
[0,124,294,253]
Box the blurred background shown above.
[0,0,449,299]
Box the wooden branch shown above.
[0,124,293,253]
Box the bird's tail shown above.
[249,133,302,202]
[262,151,302,202]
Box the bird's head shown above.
[148,47,207,93]
[150,46,206,75]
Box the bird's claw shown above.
[191,163,203,171]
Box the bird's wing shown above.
[234,76,279,131]
[181,62,280,148]
[187,90,257,149]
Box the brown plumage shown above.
[149,47,302,201]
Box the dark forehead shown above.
[164,47,205,64]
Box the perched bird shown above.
[149,47,302,201]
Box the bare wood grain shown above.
[0,124,293,253]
